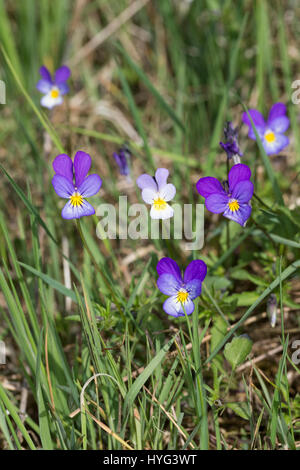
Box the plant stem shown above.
[76,219,124,315]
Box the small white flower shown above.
[136,168,176,220]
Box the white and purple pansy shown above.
[36,65,71,109]
[196,163,254,227]
[136,168,176,220]
[52,151,102,219]
[156,257,207,317]
[242,102,290,155]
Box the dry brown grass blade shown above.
[69,0,150,66]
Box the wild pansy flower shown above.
[220,121,243,163]
[52,151,102,219]
[113,144,131,176]
[156,257,207,317]
[196,163,253,227]
[36,65,71,109]
[242,103,289,155]
[136,168,176,220]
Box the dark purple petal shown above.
[185,279,202,300]
[263,134,289,155]
[113,150,130,176]
[136,173,157,191]
[61,199,95,220]
[242,109,266,139]
[267,103,287,123]
[205,193,228,214]
[52,154,73,182]
[196,177,225,198]
[74,151,92,187]
[36,79,52,93]
[242,109,265,129]
[78,174,102,198]
[39,65,52,82]
[155,168,169,190]
[52,175,74,198]
[268,116,290,134]
[184,260,207,283]
[157,273,180,295]
[223,203,252,226]
[156,257,182,283]
[57,82,69,95]
[232,180,254,204]
[55,65,71,83]
[228,163,251,191]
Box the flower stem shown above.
[76,219,124,316]
[253,192,273,211]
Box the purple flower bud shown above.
[220,121,243,162]
[113,144,131,176]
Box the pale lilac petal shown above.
[231,180,254,204]
[57,82,69,95]
[228,163,251,190]
[55,65,71,83]
[52,175,74,198]
[39,66,52,82]
[141,188,157,204]
[52,154,73,182]
[268,116,289,134]
[163,295,195,317]
[40,93,63,109]
[163,295,183,317]
[61,199,95,220]
[196,177,225,198]
[185,279,202,300]
[136,174,157,191]
[157,257,182,282]
[160,184,176,202]
[184,260,207,283]
[223,203,252,226]
[263,134,289,155]
[267,103,287,122]
[205,193,228,214]
[78,174,102,197]
[155,168,169,190]
[182,298,195,315]
[157,274,180,295]
[74,151,91,187]
[150,203,174,219]
[36,79,52,93]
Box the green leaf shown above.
[19,262,78,303]
[226,402,251,420]
[224,335,253,369]
[0,164,57,243]
[206,259,300,364]
[124,336,175,411]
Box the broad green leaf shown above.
[224,335,253,369]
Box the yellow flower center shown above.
[70,192,83,207]
[265,130,276,143]
[50,88,60,99]
[228,199,240,212]
[176,290,189,304]
[153,197,167,211]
